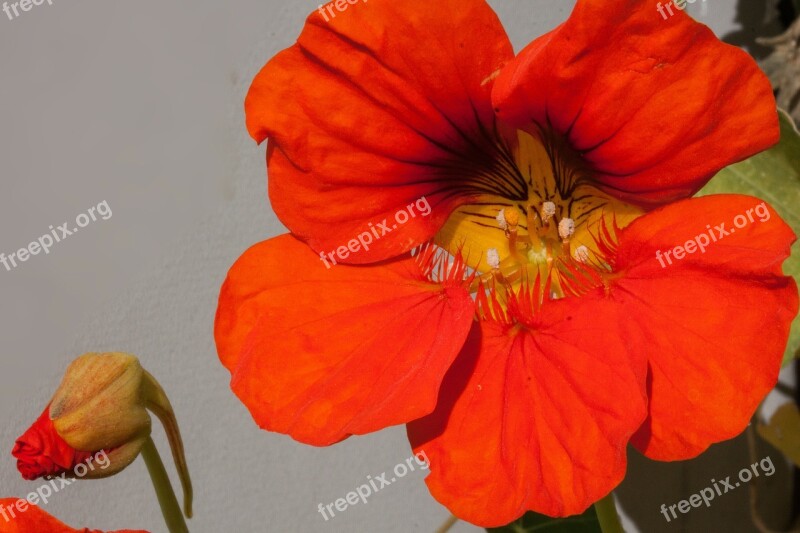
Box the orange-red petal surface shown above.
[408,297,648,524]
[0,498,147,533]
[12,407,94,481]
[215,235,475,445]
[608,195,798,459]
[246,0,515,263]
[492,0,779,206]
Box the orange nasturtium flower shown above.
[215,0,799,526]
[0,497,147,533]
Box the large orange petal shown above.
[608,195,798,459]
[492,0,778,206]
[408,296,647,524]
[0,498,147,532]
[215,235,475,445]
[246,0,515,263]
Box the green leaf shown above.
[698,109,800,366]
[486,507,601,533]
[757,402,800,467]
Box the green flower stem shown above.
[594,493,625,533]
[435,514,459,533]
[141,436,189,533]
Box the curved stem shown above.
[143,370,193,518]
[434,514,458,533]
[594,493,625,533]
[141,436,189,533]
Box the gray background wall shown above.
[0,1,789,532]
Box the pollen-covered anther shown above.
[574,245,590,263]
[486,248,501,270]
[496,209,508,231]
[541,202,556,224]
[503,208,520,230]
[558,218,575,241]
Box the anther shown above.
[503,208,520,230]
[574,245,590,263]
[558,218,575,240]
[487,248,501,270]
[496,209,508,231]
[541,202,556,224]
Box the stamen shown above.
[496,209,508,231]
[502,207,526,265]
[469,246,516,293]
[503,208,520,229]
[558,218,575,240]
[541,202,556,224]
[487,248,501,270]
[574,245,590,263]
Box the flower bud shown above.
[49,353,150,459]
[12,353,192,517]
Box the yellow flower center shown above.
[435,128,644,296]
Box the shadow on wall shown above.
[616,431,794,533]
[721,0,789,58]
